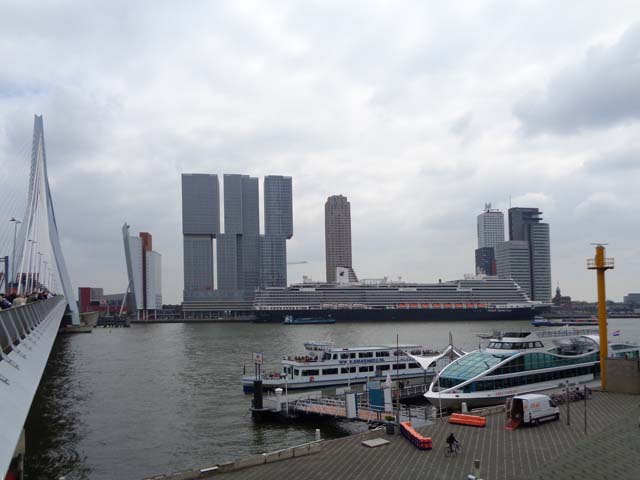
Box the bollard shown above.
[315,429,321,441]
[473,459,481,478]
[461,402,468,413]
[253,380,263,410]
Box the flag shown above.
[612,330,620,337]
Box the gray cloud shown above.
[514,23,640,135]
[2,2,640,303]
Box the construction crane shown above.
[287,260,308,265]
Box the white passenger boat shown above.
[242,341,464,393]
[424,328,639,409]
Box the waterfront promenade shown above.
[157,391,640,480]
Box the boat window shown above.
[301,369,320,376]
[340,353,349,359]
[322,353,331,360]
[408,362,420,369]
[323,368,339,375]
[359,366,373,372]
[534,341,544,348]
[502,343,513,349]
[359,352,374,358]
[350,353,357,359]
[341,367,356,374]
[376,351,390,357]
[294,369,300,376]
[378,365,390,371]
[488,342,499,349]
[392,364,407,370]
[332,354,338,359]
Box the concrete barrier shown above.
[144,441,323,479]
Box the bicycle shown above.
[444,441,462,457]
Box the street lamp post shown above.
[37,252,43,291]
[9,217,21,289]
[42,261,48,291]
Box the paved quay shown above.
[204,391,640,480]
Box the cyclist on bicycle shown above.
[446,432,458,450]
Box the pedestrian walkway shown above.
[205,391,640,480]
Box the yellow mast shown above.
[587,245,614,391]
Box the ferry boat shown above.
[283,315,336,325]
[424,328,639,409]
[241,341,463,393]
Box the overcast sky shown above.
[1,1,640,303]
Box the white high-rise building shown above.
[477,204,505,248]
[123,223,162,319]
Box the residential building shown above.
[122,223,162,319]
[325,195,358,283]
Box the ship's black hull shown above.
[254,308,537,323]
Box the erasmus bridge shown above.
[0,115,79,476]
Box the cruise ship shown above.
[253,276,542,322]
[424,328,639,409]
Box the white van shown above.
[511,394,559,425]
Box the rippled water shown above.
[24,318,640,480]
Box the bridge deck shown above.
[0,297,67,476]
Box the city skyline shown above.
[2,3,640,303]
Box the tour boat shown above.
[424,328,639,409]
[241,341,464,393]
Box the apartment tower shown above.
[325,195,357,283]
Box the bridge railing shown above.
[0,296,65,355]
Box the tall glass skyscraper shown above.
[475,204,504,275]
[181,172,293,302]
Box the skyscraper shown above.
[182,174,219,298]
[181,172,294,306]
[325,195,357,284]
[498,207,552,302]
[123,223,162,319]
[261,176,293,287]
[475,204,504,275]
[217,174,260,292]
[496,240,531,298]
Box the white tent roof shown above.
[405,344,466,370]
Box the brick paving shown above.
[210,391,640,480]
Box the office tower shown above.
[217,174,260,291]
[122,223,162,319]
[475,247,495,276]
[475,204,504,275]
[261,176,293,287]
[181,174,219,298]
[496,241,531,299]
[477,204,504,248]
[507,207,551,302]
[325,195,358,284]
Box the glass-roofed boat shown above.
[424,328,639,409]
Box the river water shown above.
[23,318,640,480]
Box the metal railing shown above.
[0,296,65,356]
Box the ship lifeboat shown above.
[455,303,463,308]
[410,303,419,308]
[422,303,430,308]
[443,303,452,308]
[432,303,442,308]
